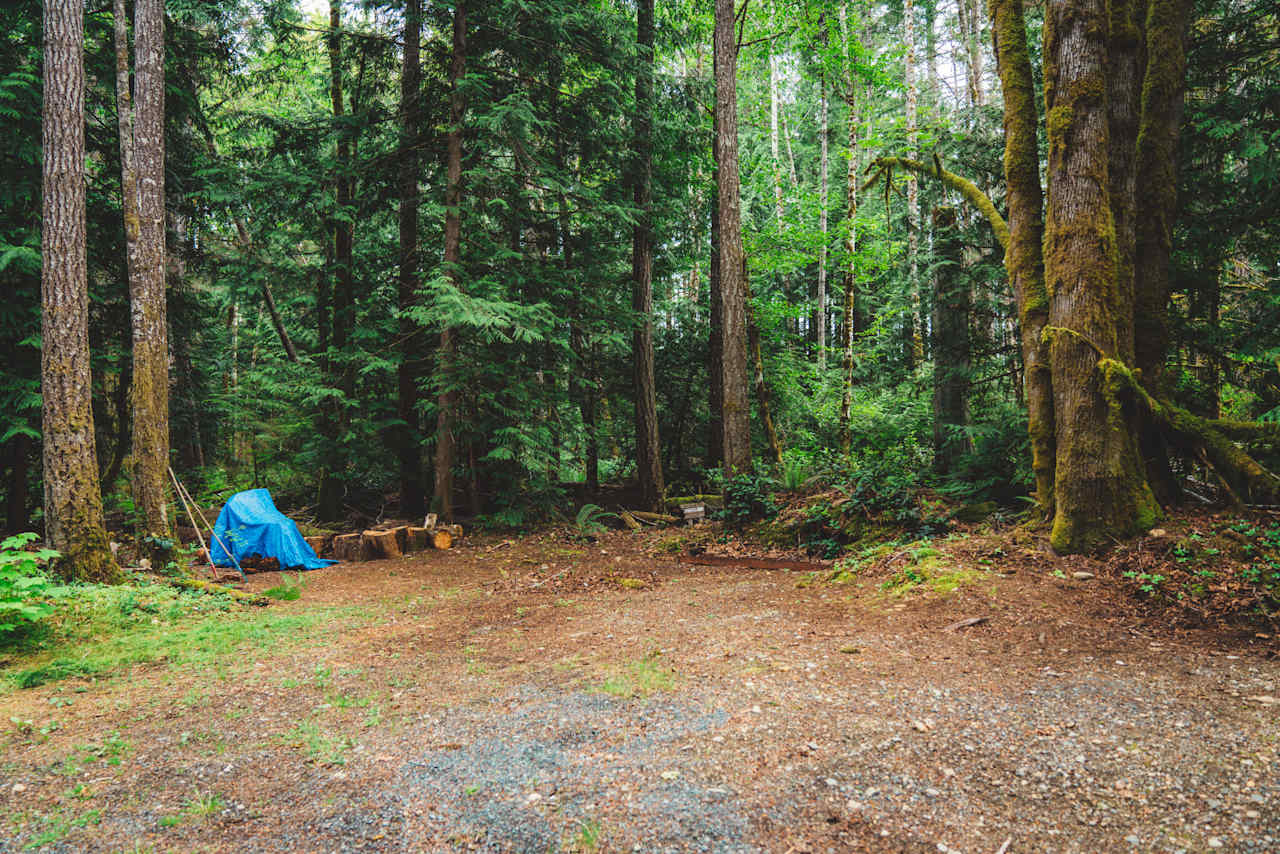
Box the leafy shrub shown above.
[0,533,60,640]
[722,473,779,526]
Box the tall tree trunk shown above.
[838,4,858,455]
[1133,0,1190,388]
[631,0,663,512]
[396,0,425,517]
[708,123,724,469]
[1132,0,1191,504]
[991,0,1055,514]
[958,0,984,108]
[317,0,350,522]
[433,0,466,520]
[902,0,921,367]
[1043,0,1157,552]
[128,0,170,548]
[1107,0,1141,367]
[816,69,829,368]
[41,0,119,581]
[930,206,972,474]
[714,0,752,477]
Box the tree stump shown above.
[304,535,326,556]
[333,533,362,562]
[406,526,431,552]
[363,529,402,560]
[388,525,410,553]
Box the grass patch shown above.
[566,818,605,852]
[597,655,676,699]
[21,807,101,848]
[262,572,306,601]
[3,600,366,692]
[283,718,354,765]
[880,552,984,597]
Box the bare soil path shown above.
[1,528,1277,853]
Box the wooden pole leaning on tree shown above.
[167,466,210,577]
[168,467,244,579]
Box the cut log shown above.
[388,525,410,553]
[664,494,724,509]
[619,510,642,531]
[446,523,463,540]
[304,535,327,556]
[406,526,431,552]
[363,529,402,560]
[333,533,363,562]
[431,529,453,550]
[629,510,679,525]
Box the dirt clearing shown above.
[1,528,1277,853]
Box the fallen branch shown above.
[628,510,679,525]
[158,575,270,606]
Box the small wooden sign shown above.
[680,502,706,523]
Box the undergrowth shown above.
[1,579,362,691]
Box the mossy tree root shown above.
[160,574,271,606]
[1100,359,1280,505]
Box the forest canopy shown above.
[6,0,1280,578]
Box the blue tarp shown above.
[210,488,336,571]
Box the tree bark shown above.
[41,0,120,581]
[1107,0,1141,366]
[1043,0,1158,552]
[1132,0,1191,504]
[396,0,425,517]
[816,69,829,368]
[317,0,350,523]
[433,0,466,520]
[838,5,858,455]
[631,0,663,512]
[714,0,752,477]
[128,0,171,549]
[930,206,972,474]
[1133,0,1191,388]
[990,0,1055,514]
[707,41,723,471]
[902,0,922,367]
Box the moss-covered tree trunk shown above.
[991,0,1055,516]
[1133,0,1192,503]
[1043,0,1158,552]
[129,0,171,550]
[433,0,466,520]
[41,0,120,582]
[714,0,752,477]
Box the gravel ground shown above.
[0,529,1276,853]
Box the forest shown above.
[3,0,1280,850]
[3,0,1280,580]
